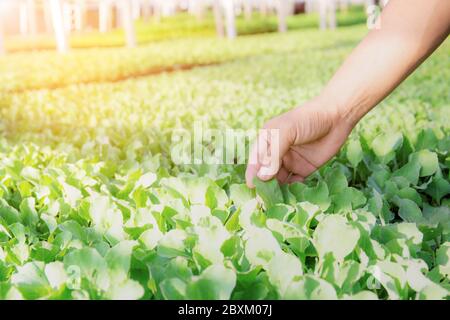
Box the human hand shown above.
[244,0,450,189]
[245,97,354,188]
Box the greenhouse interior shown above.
[0,0,449,305]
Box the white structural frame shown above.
[74,0,86,31]
[277,0,290,33]
[212,0,225,37]
[49,0,69,53]
[0,0,368,53]
[28,0,38,34]
[121,0,137,48]
[223,0,236,39]
[99,0,113,32]
[318,0,336,30]
[212,0,236,39]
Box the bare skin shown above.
[246,0,450,188]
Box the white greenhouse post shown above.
[328,0,336,30]
[20,1,28,35]
[74,0,84,31]
[152,0,162,23]
[43,0,53,34]
[188,0,196,15]
[319,0,335,30]
[74,5,81,31]
[365,0,376,9]
[63,1,73,32]
[49,0,69,53]
[319,0,326,30]
[132,0,141,20]
[115,0,123,27]
[99,0,111,33]
[195,0,206,21]
[304,0,310,14]
[212,0,224,37]
[223,0,236,39]
[304,0,315,14]
[277,0,288,33]
[122,0,136,48]
[162,0,176,17]
[27,0,37,35]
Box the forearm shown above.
[319,0,450,127]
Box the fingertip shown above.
[287,174,305,184]
[257,166,275,181]
[245,173,255,188]
[276,167,290,185]
[245,164,259,188]
[257,174,273,181]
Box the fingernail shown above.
[257,166,273,179]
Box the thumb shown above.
[246,121,294,186]
[256,125,293,181]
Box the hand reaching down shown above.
[245,98,353,187]
[245,0,449,188]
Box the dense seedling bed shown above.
[0,27,448,300]
[0,26,365,93]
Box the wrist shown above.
[314,90,369,131]
[310,93,355,132]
